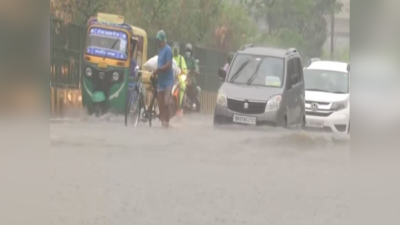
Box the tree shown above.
[211,2,258,51]
[50,0,76,23]
[242,0,343,59]
[51,0,107,24]
[51,0,259,52]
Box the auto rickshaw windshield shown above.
[86,27,129,60]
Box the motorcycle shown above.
[184,70,201,113]
[170,72,201,116]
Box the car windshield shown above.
[227,54,284,87]
[304,69,349,93]
[86,27,129,60]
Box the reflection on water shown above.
[51,113,349,151]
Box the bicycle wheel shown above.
[125,90,141,127]
[148,96,155,127]
[153,98,159,120]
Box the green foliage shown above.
[51,0,345,55]
[322,47,350,62]
[50,0,107,24]
[208,2,259,51]
[74,0,108,24]
[106,0,223,43]
[51,0,259,51]
[242,0,343,59]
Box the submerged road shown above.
[50,114,349,225]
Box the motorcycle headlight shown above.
[331,100,349,111]
[112,72,119,81]
[216,90,227,107]
[265,95,282,112]
[181,74,187,82]
[85,67,92,77]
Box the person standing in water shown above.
[152,30,174,128]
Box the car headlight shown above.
[331,100,349,111]
[216,90,227,107]
[265,95,282,112]
[112,72,119,81]
[85,67,92,77]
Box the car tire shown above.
[283,115,288,128]
[348,123,350,134]
[300,115,306,129]
[213,115,220,127]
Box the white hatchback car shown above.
[303,60,350,133]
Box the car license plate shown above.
[233,114,256,125]
[306,120,324,128]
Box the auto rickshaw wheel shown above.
[94,103,102,117]
[86,106,94,116]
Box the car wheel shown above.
[283,115,288,128]
[348,123,350,134]
[301,115,306,129]
[213,115,220,127]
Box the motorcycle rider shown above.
[184,43,201,112]
[184,43,199,73]
[172,42,187,117]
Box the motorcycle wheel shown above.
[194,98,201,112]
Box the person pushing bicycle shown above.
[151,30,174,128]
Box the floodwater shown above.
[50,114,349,225]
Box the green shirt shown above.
[185,56,199,73]
[173,55,187,75]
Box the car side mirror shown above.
[218,68,227,81]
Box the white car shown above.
[303,60,350,133]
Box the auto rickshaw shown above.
[82,13,148,116]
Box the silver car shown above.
[214,46,306,127]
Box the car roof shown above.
[306,61,348,73]
[238,47,290,58]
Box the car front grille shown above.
[305,100,330,106]
[227,98,266,114]
[306,111,333,117]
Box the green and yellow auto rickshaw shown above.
[82,13,148,116]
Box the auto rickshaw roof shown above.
[130,26,147,38]
[87,15,147,38]
[88,17,133,32]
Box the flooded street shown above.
[50,114,349,225]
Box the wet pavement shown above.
[50,114,349,225]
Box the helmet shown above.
[172,42,180,49]
[228,52,235,64]
[185,43,193,52]
[172,42,180,56]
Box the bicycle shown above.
[125,71,159,127]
